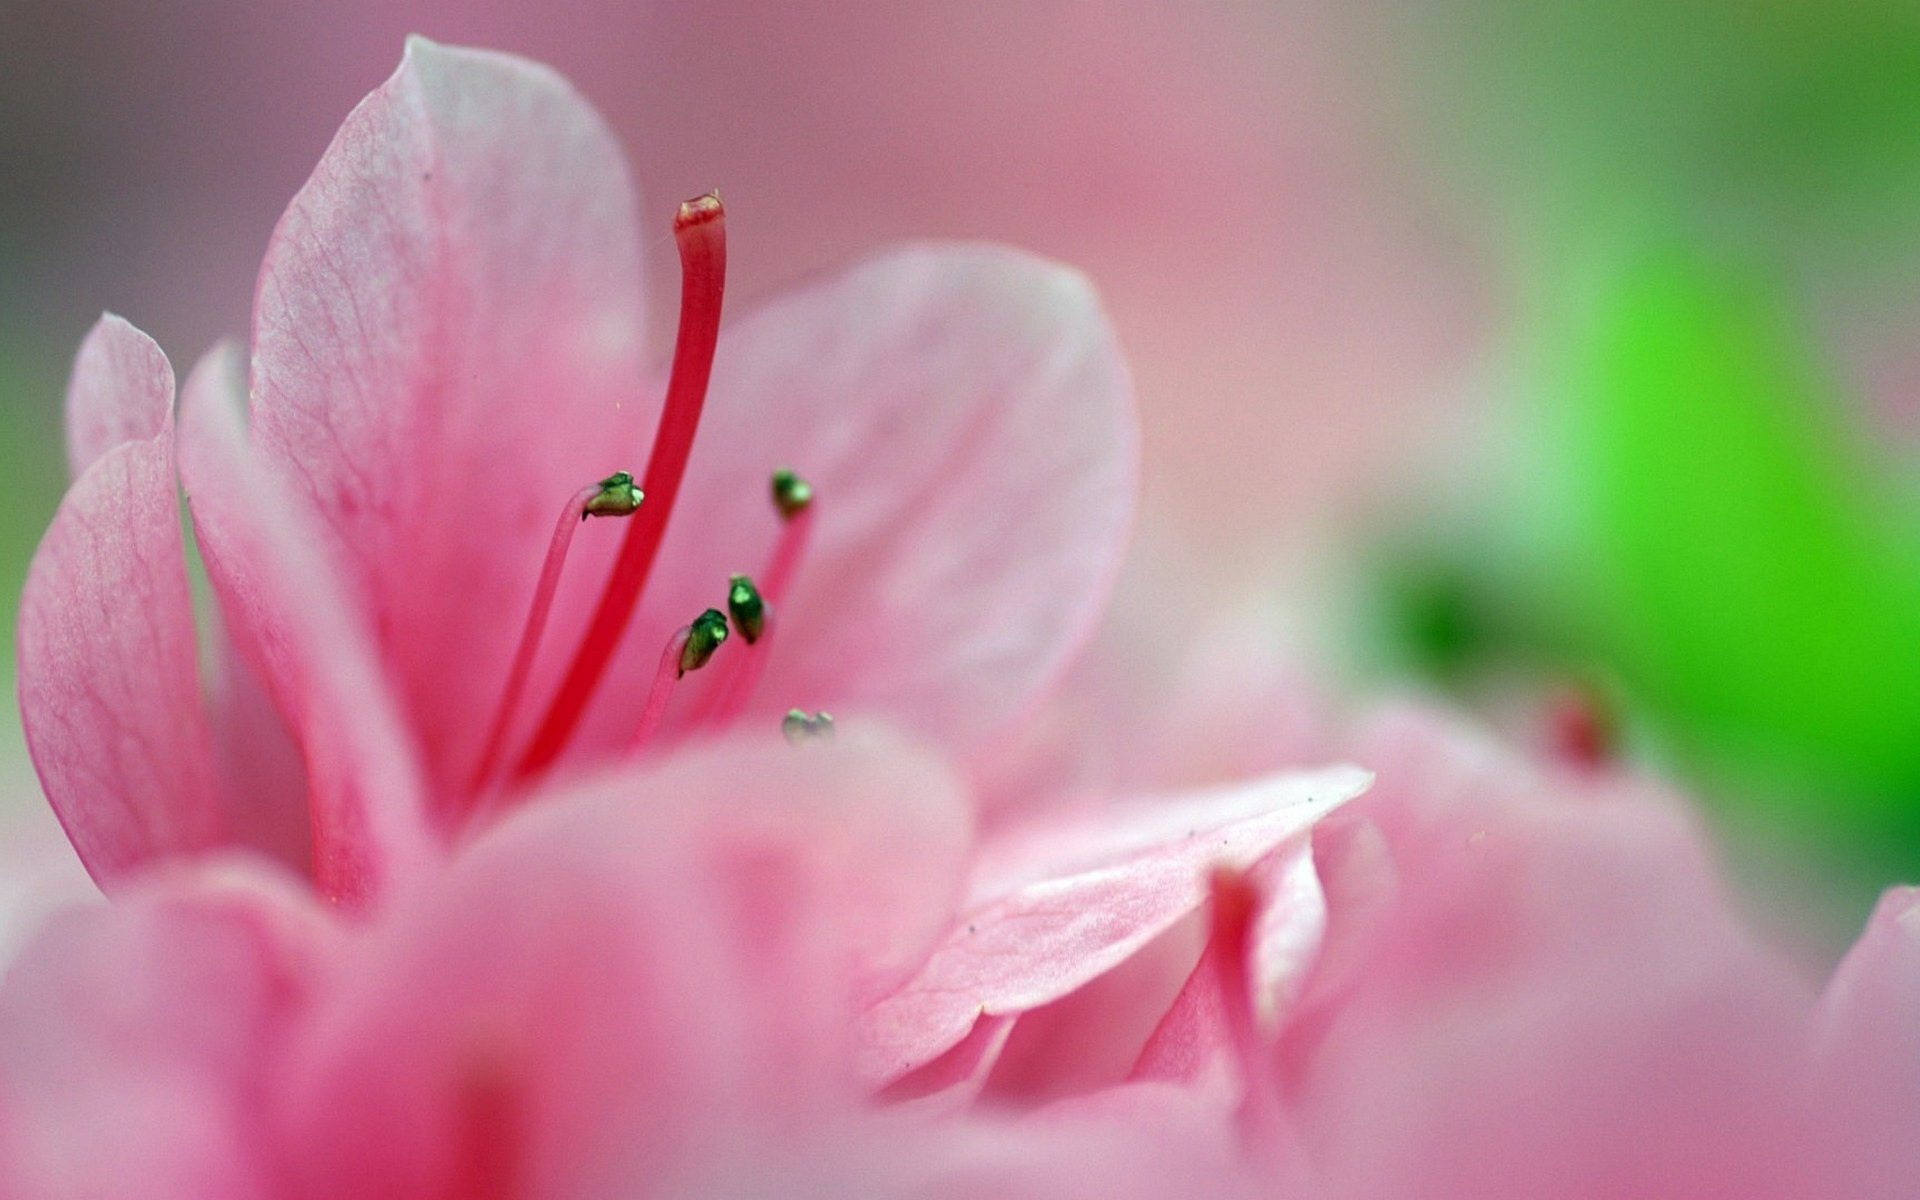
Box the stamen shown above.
[727,575,766,644]
[771,466,814,519]
[761,468,815,601]
[679,607,731,677]
[781,709,835,745]
[581,471,644,518]
[468,473,642,793]
[705,469,817,724]
[628,609,730,756]
[516,193,728,780]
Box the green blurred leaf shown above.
[1547,237,1920,864]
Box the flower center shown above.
[467,194,822,804]
[511,193,729,782]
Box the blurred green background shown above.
[4,0,1920,922]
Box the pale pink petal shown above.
[18,316,226,886]
[1812,887,1920,1198]
[0,861,329,1200]
[202,614,312,872]
[979,912,1206,1106]
[248,37,650,805]
[1131,838,1327,1095]
[63,312,174,477]
[577,728,974,1008]
[880,1014,1019,1110]
[274,731,968,1197]
[859,766,1366,1083]
[618,244,1136,760]
[177,343,433,905]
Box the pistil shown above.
[469,472,641,793]
[515,194,728,780]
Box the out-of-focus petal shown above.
[18,316,226,886]
[0,862,330,1200]
[624,245,1135,762]
[1279,707,1844,1199]
[177,343,433,905]
[248,37,650,805]
[272,729,968,1197]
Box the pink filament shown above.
[708,505,815,725]
[628,625,694,756]
[467,482,601,794]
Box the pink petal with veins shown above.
[18,315,226,886]
[248,37,651,809]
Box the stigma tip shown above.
[675,191,725,232]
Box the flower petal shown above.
[177,344,434,905]
[627,244,1135,760]
[274,730,969,1196]
[63,312,173,477]
[0,862,329,1200]
[1280,708,1847,1199]
[18,316,226,886]
[247,37,650,802]
[859,765,1366,1084]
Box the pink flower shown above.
[6,38,1360,1189]
[18,38,1136,906]
[0,732,1264,1198]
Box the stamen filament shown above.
[516,193,728,779]
[626,626,691,757]
[628,609,729,756]
[708,498,815,724]
[468,474,640,793]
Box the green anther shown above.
[727,575,767,644]
[583,471,644,519]
[679,608,730,677]
[781,709,835,745]
[770,467,814,520]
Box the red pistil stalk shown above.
[469,474,641,794]
[514,194,727,779]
